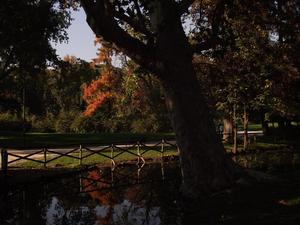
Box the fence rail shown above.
[0,139,179,173]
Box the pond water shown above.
[1,150,300,225]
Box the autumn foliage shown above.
[83,38,122,116]
[82,38,170,132]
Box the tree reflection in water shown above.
[0,162,181,225]
[78,163,180,225]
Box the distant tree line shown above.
[0,37,299,135]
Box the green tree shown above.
[46,55,97,114]
[194,0,299,149]
[0,0,73,126]
[0,0,72,79]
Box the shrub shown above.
[71,113,106,133]
[55,111,79,133]
[130,114,164,133]
[30,114,55,133]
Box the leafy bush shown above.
[71,113,106,133]
[30,114,55,132]
[70,115,88,133]
[130,113,168,133]
[55,111,79,133]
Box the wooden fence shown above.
[0,139,179,173]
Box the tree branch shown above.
[211,0,227,37]
[133,0,150,31]
[81,0,157,73]
[0,52,14,80]
[192,0,228,54]
[112,9,152,38]
[177,0,196,15]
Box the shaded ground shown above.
[180,169,300,225]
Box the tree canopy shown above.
[0,0,72,79]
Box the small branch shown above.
[211,0,227,37]
[177,0,196,15]
[192,0,229,53]
[133,0,150,31]
[112,9,152,38]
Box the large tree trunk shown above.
[161,65,237,198]
[156,20,238,194]
[153,3,238,198]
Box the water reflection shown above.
[0,162,181,225]
[1,151,300,225]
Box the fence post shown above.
[111,144,115,187]
[137,141,140,164]
[1,149,8,173]
[177,146,184,184]
[161,139,164,161]
[43,148,47,168]
[79,145,83,166]
[111,144,115,169]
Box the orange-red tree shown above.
[83,38,123,116]
[83,38,169,132]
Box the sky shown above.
[52,8,98,62]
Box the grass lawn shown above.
[237,123,262,131]
[0,132,176,149]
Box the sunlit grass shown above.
[286,197,300,206]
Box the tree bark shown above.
[223,117,233,143]
[232,103,238,154]
[261,112,269,135]
[243,105,249,151]
[152,2,238,197]
[161,70,237,197]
